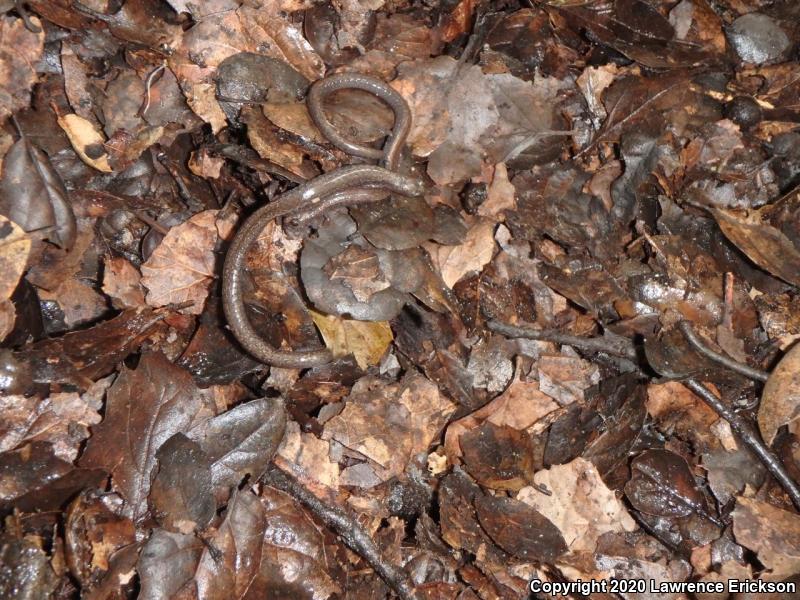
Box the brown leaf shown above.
[474,494,567,562]
[0,215,30,300]
[0,537,59,600]
[537,354,602,406]
[309,309,393,369]
[759,343,800,445]
[460,421,534,491]
[733,496,800,581]
[322,374,456,486]
[79,353,209,520]
[624,449,706,518]
[517,457,637,553]
[141,210,219,314]
[0,15,44,120]
[188,398,287,495]
[0,377,108,461]
[0,133,77,249]
[194,486,339,599]
[102,256,146,309]
[65,490,137,590]
[0,441,106,511]
[137,529,203,600]
[149,433,215,534]
[426,219,495,288]
[711,208,800,287]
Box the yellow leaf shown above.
[57,113,112,172]
[309,310,393,370]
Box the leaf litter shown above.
[1,0,800,598]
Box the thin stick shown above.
[679,321,769,383]
[263,466,419,600]
[487,320,638,360]
[685,379,800,509]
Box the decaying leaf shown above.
[518,458,638,553]
[426,219,496,288]
[141,210,220,314]
[759,343,800,445]
[0,15,44,120]
[309,309,393,369]
[80,353,210,520]
[733,496,800,581]
[0,215,30,300]
[57,113,113,172]
[712,208,800,287]
[0,134,76,249]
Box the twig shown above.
[684,379,800,509]
[263,466,419,600]
[487,320,638,360]
[678,321,769,383]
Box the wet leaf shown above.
[759,343,800,445]
[149,433,215,534]
[0,134,77,249]
[137,529,203,600]
[188,398,287,494]
[475,494,567,562]
[624,449,706,518]
[79,353,209,520]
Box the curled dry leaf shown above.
[0,215,30,300]
[0,133,76,249]
[57,113,112,173]
[517,457,637,553]
[759,343,800,445]
[309,309,393,370]
[141,210,219,314]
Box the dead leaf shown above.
[759,343,800,445]
[0,215,30,300]
[0,15,44,120]
[102,256,146,309]
[518,457,638,553]
[322,374,456,486]
[711,208,800,287]
[141,210,219,314]
[0,134,77,249]
[426,219,496,288]
[57,113,112,172]
[79,353,210,520]
[310,309,393,369]
[733,496,800,581]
